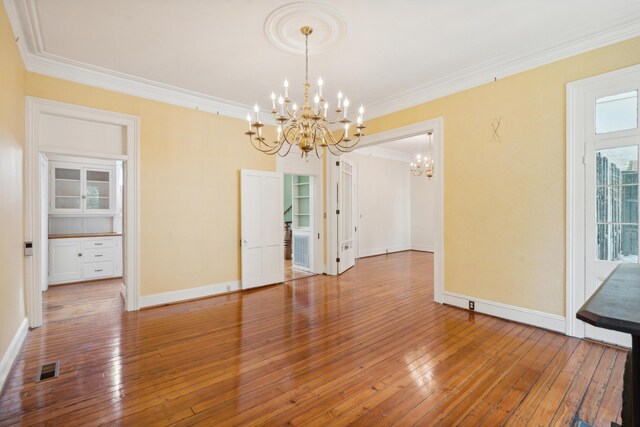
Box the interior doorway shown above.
[325,118,444,302]
[25,98,140,328]
[42,154,126,323]
[343,134,436,263]
[567,64,640,347]
[284,174,316,281]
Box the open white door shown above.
[337,159,356,274]
[583,75,639,347]
[241,169,284,289]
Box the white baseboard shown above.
[411,245,434,252]
[140,280,240,308]
[1,317,29,390]
[443,291,566,333]
[119,283,126,302]
[358,245,412,258]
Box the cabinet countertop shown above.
[48,233,123,239]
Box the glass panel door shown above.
[85,169,111,211]
[54,167,82,211]
[584,83,639,347]
[595,146,639,262]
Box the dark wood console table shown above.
[577,263,640,427]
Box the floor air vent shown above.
[36,361,60,382]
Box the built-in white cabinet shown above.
[49,236,122,284]
[48,239,83,283]
[50,161,115,214]
[291,176,313,272]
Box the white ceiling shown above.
[7,0,640,121]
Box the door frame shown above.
[566,63,640,338]
[25,97,141,328]
[325,117,445,304]
[336,157,357,274]
[276,151,324,275]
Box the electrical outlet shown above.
[469,301,475,311]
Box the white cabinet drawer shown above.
[82,238,114,249]
[83,247,114,263]
[83,262,114,279]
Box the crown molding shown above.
[24,51,271,122]
[5,0,640,124]
[364,11,640,120]
[3,0,275,124]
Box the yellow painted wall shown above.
[0,3,26,362]
[365,36,640,316]
[26,74,275,296]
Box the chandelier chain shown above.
[305,33,309,84]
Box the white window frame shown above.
[566,64,640,337]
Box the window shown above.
[595,90,638,134]
[596,146,639,261]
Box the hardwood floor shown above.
[284,258,316,282]
[0,252,626,426]
[43,279,124,324]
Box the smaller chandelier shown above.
[410,131,435,178]
[245,26,365,158]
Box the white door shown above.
[241,170,284,289]
[50,164,83,214]
[338,159,356,274]
[84,167,113,213]
[49,239,83,284]
[584,75,639,347]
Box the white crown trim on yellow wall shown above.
[5,0,640,123]
[364,13,640,120]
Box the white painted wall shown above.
[410,173,435,252]
[344,152,411,258]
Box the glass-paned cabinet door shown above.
[84,168,111,211]
[52,166,82,213]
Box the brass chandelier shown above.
[410,131,435,178]
[245,26,365,158]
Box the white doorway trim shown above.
[276,152,324,275]
[325,118,445,303]
[25,97,141,328]
[566,63,640,338]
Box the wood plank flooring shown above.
[43,279,124,324]
[0,251,626,426]
[284,258,316,282]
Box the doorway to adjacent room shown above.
[284,174,316,281]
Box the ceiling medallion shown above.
[264,2,347,55]
[245,26,365,158]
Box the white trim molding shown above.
[443,292,566,334]
[364,12,640,120]
[140,281,241,308]
[411,245,434,253]
[0,318,28,390]
[5,0,640,123]
[327,118,445,304]
[25,97,141,327]
[358,245,412,259]
[566,63,640,339]
[2,0,274,124]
